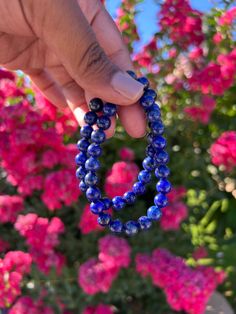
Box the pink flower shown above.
[78,204,104,234]
[98,235,131,268]
[210,131,236,171]
[184,96,216,124]
[78,258,119,295]
[135,253,153,277]
[213,32,223,44]
[105,161,139,198]
[193,247,208,260]
[9,296,54,314]
[0,195,24,224]
[219,7,236,25]
[119,147,135,161]
[82,304,114,314]
[189,47,203,60]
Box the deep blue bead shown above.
[147,133,154,144]
[146,144,156,157]
[124,220,139,236]
[79,180,88,192]
[152,135,166,149]
[89,98,103,112]
[137,77,149,89]
[133,181,146,195]
[123,191,136,204]
[138,170,152,183]
[155,150,169,164]
[150,121,164,135]
[142,156,155,171]
[75,152,87,166]
[80,125,93,139]
[145,89,157,100]
[77,138,90,152]
[154,193,168,208]
[90,200,105,214]
[85,157,100,171]
[84,172,98,186]
[147,108,161,122]
[138,216,152,230]
[87,143,102,157]
[103,103,117,116]
[84,111,97,125]
[112,196,126,211]
[97,115,111,130]
[127,70,137,79]
[76,166,87,179]
[91,129,106,144]
[98,213,111,226]
[102,197,112,210]
[155,165,170,178]
[156,178,172,194]
[147,206,162,221]
[86,186,101,202]
[140,94,154,109]
[109,219,123,233]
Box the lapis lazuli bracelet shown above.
[75,72,171,236]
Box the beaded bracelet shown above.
[75,72,171,236]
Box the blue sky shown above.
[106,0,215,46]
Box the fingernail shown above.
[111,71,144,102]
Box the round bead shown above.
[87,143,102,157]
[102,197,112,210]
[85,157,100,171]
[123,191,136,204]
[89,98,103,112]
[77,139,90,152]
[90,200,105,214]
[124,220,139,236]
[133,181,146,195]
[152,135,166,149]
[154,193,168,208]
[150,121,164,135]
[75,152,87,166]
[112,196,126,211]
[97,115,111,130]
[84,172,99,186]
[147,206,162,221]
[86,186,101,202]
[127,70,137,79]
[79,180,88,192]
[155,165,170,178]
[76,166,87,179]
[137,77,149,89]
[147,133,154,144]
[98,213,111,226]
[156,179,172,194]
[147,108,161,122]
[84,111,97,125]
[146,144,156,157]
[91,129,106,144]
[145,89,157,100]
[80,125,93,139]
[155,150,169,164]
[140,94,154,109]
[138,170,152,183]
[103,103,117,116]
[109,219,123,233]
[138,216,152,230]
[142,156,155,171]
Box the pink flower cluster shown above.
[189,48,236,96]
[78,204,104,234]
[78,235,131,295]
[105,161,139,198]
[136,248,226,314]
[82,304,114,314]
[0,251,32,307]
[0,71,80,210]
[219,7,236,25]
[159,0,204,48]
[160,187,188,231]
[0,195,24,224]
[9,296,54,314]
[184,96,216,124]
[210,131,236,171]
[14,214,65,274]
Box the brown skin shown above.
[0,0,146,138]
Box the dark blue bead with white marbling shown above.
[112,196,126,211]
[154,193,168,208]
[85,157,100,171]
[84,172,98,186]
[156,178,172,194]
[142,156,155,171]
[79,180,88,192]
[86,186,101,202]
[98,213,111,226]
[109,219,123,233]
[102,197,112,210]
[97,115,111,130]
[137,77,149,89]
[147,206,162,221]
[155,150,169,164]
[84,111,97,125]
[123,191,136,204]
[76,166,87,179]
[155,165,170,178]
[146,144,156,157]
[150,121,164,135]
[103,103,117,116]
[87,143,102,157]
[89,98,103,112]
[127,70,137,79]
[90,200,105,214]
[145,89,157,100]
[77,139,90,152]
[91,129,106,144]
[147,108,161,122]
[140,94,154,109]
[138,216,152,230]
[138,170,152,183]
[124,220,139,236]
[151,135,166,149]
[75,152,87,166]
[80,125,93,139]
[133,181,146,195]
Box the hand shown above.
[0,0,146,137]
